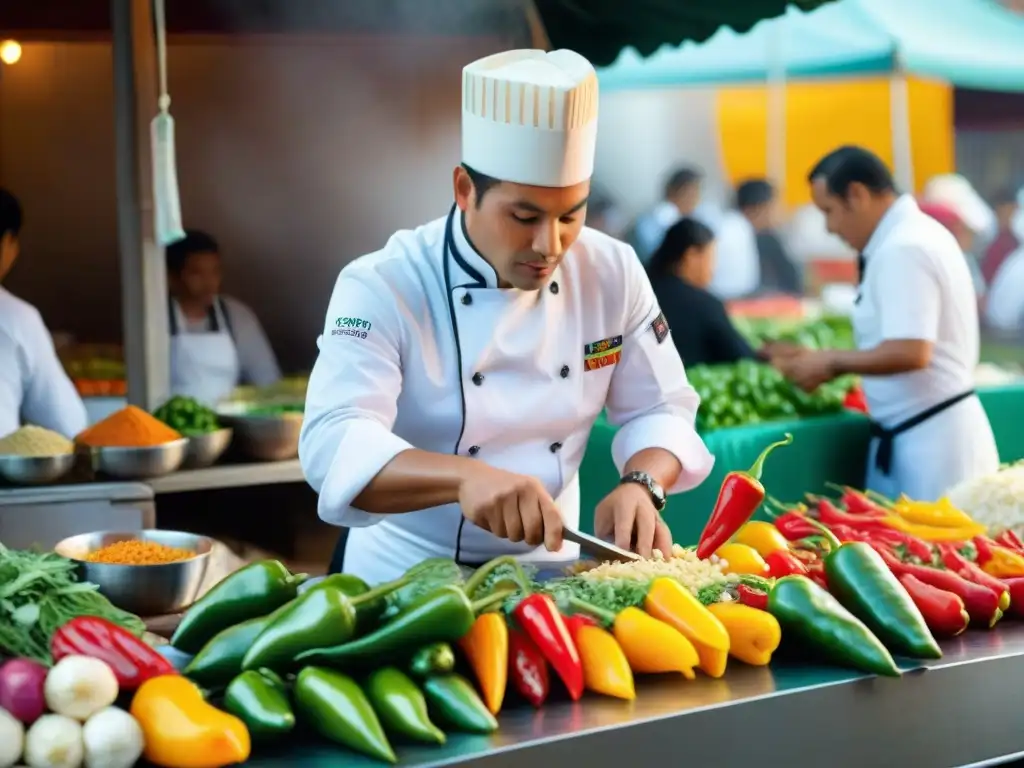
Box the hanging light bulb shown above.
[0,40,22,65]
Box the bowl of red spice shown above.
[54,529,213,616]
[76,405,188,479]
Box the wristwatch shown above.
[620,471,666,512]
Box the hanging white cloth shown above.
[151,0,185,246]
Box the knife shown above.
[562,527,641,563]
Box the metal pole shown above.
[889,64,915,193]
[112,0,170,409]
[765,21,787,195]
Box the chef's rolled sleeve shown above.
[299,267,413,528]
[606,252,715,494]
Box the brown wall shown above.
[0,36,500,371]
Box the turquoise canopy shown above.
[598,0,1024,93]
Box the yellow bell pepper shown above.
[980,545,1024,578]
[733,521,790,557]
[714,543,770,576]
[610,607,700,679]
[881,514,986,542]
[644,577,730,678]
[707,602,782,667]
[892,497,977,529]
[131,674,251,768]
[575,624,636,700]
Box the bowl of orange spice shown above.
[54,530,213,616]
[77,405,188,479]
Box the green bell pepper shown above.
[813,524,942,659]
[171,560,307,654]
[408,643,456,679]
[422,674,498,734]
[223,668,295,741]
[366,667,446,745]
[184,609,282,687]
[768,576,900,677]
[296,585,513,670]
[294,667,396,764]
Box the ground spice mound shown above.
[77,405,182,447]
[86,539,196,565]
[0,425,74,456]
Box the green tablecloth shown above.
[579,383,1024,546]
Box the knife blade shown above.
[562,527,641,562]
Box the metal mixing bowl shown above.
[0,453,76,485]
[183,428,233,469]
[54,529,214,616]
[218,411,303,461]
[88,438,188,479]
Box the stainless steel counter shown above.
[242,625,1024,768]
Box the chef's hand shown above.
[772,349,837,392]
[458,466,563,551]
[594,483,672,559]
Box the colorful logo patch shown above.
[650,311,669,344]
[584,335,623,371]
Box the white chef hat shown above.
[461,49,599,188]
[921,174,996,236]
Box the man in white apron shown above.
[166,231,281,406]
[772,146,998,501]
[300,49,715,584]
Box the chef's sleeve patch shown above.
[330,315,373,340]
[584,335,624,371]
[649,311,669,345]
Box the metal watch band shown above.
[620,470,666,512]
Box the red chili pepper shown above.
[872,545,1003,628]
[773,510,822,541]
[843,385,868,413]
[995,530,1024,554]
[973,536,996,567]
[763,550,807,578]
[860,527,933,563]
[696,434,794,559]
[507,627,550,708]
[936,544,1010,612]
[837,487,888,518]
[735,584,769,610]
[897,575,969,637]
[562,613,599,639]
[1000,578,1024,619]
[804,560,829,590]
[812,497,888,530]
[51,617,177,689]
[512,594,584,701]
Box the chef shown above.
[300,49,715,584]
[166,230,282,405]
[772,146,998,501]
[0,188,88,438]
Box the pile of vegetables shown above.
[0,543,146,664]
[732,315,855,351]
[947,461,1024,538]
[153,397,221,436]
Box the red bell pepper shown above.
[735,584,769,610]
[995,530,1024,554]
[696,434,793,559]
[764,550,807,578]
[898,575,969,637]
[773,510,822,541]
[51,616,176,689]
[512,594,584,701]
[938,543,1011,610]
[1000,577,1024,619]
[507,627,550,708]
[872,545,1003,628]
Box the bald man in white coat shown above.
[299,49,714,584]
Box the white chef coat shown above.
[300,207,715,584]
[985,246,1024,333]
[854,195,998,501]
[0,286,87,439]
[632,201,683,263]
[168,295,281,406]
[708,210,760,301]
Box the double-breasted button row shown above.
[467,443,562,456]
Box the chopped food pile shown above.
[84,540,197,566]
[76,406,182,448]
[0,425,75,457]
[153,396,221,436]
[947,461,1024,538]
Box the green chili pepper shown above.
[408,643,456,679]
[296,585,513,670]
[307,573,392,633]
[171,560,307,654]
[383,559,465,619]
[768,576,900,677]
[243,579,406,672]
[184,609,282,687]
[811,521,942,660]
[294,667,396,764]
[223,668,295,741]
[366,667,446,745]
[422,674,498,734]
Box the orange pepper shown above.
[707,602,781,666]
[714,543,770,576]
[458,612,508,715]
[981,545,1024,579]
[564,616,635,700]
[733,521,790,557]
[611,607,700,679]
[644,578,730,678]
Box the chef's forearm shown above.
[623,447,682,490]
[352,449,476,514]
[830,340,932,377]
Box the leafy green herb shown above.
[382,558,465,619]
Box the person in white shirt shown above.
[166,230,282,406]
[300,49,714,584]
[0,188,87,438]
[772,146,998,501]
[985,244,1024,334]
[631,167,703,263]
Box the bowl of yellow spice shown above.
[0,425,77,484]
[76,405,188,479]
[54,529,213,616]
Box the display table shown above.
[242,626,1024,767]
[579,384,1024,544]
